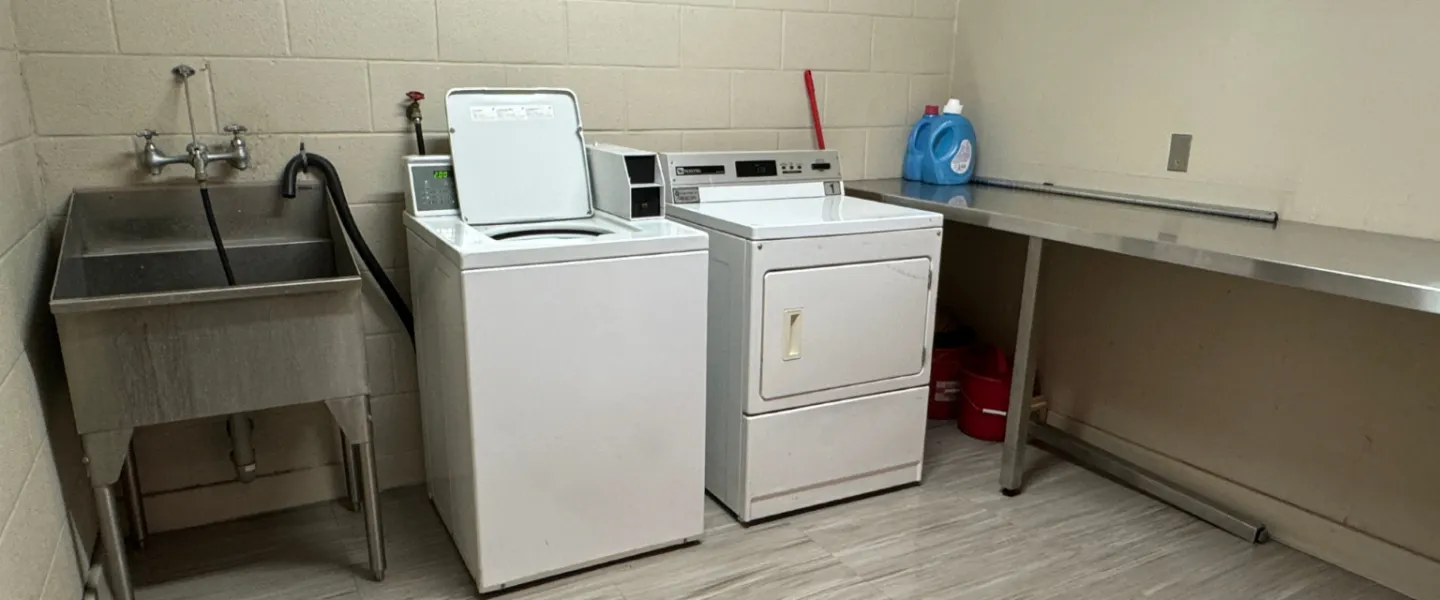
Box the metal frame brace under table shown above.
[998,236,1269,543]
[845,177,1440,545]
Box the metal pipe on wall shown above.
[341,429,362,512]
[1030,424,1269,543]
[228,414,257,483]
[81,555,105,600]
[120,445,148,549]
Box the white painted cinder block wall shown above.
[4,0,966,543]
[945,1,1440,598]
[0,2,93,598]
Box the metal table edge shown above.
[847,181,1440,317]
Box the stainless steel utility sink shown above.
[51,183,369,434]
[52,183,358,313]
[50,182,385,600]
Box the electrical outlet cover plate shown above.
[1168,133,1193,173]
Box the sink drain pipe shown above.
[198,184,255,482]
[227,415,257,483]
[281,149,415,339]
[81,555,104,600]
[197,183,260,482]
[166,63,258,487]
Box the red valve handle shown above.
[406,91,425,102]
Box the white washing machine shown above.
[403,89,709,592]
[660,150,943,522]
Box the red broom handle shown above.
[804,70,825,150]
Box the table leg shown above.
[95,486,135,600]
[1000,236,1044,496]
[121,444,147,550]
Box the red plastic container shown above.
[958,346,1011,442]
[927,348,964,419]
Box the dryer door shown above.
[759,258,932,402]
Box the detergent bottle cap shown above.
[923,105,940,116]
[943,99,963,115]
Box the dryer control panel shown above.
[659,150,843,205]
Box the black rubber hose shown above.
[199,186,237,286]
[281,153,415,340]
[412,120,427,155]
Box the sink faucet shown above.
[135,125,250,181]
[135,129,187,175]
[212,125,251,170]
[137,64,250,183]
[136,125,249,181]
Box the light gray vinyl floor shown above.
[130,422,1410,600]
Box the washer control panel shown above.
[405,155,460,216]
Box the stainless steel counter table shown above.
[847,178,1440,543]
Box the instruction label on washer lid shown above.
[470,104,556,122]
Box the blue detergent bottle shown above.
[902,104,940,181]
[921,99,977,185]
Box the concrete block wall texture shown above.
[11,0,1427,597]
[3,0,965,537]
[0,10,93,599]
[949,0,1440,241]
[944,1,1440,597]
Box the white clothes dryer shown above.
[660,150,943,522]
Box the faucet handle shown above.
[224,124,248,136]
[136,129,156,141]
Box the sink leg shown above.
[357,438,386,581]
[340,429,361,512]
[96,485,136,600]
[121,444,148,550]
[327,395,384,580]
[83,430,135,600]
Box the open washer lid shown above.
[446,88,593,225]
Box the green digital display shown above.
[433,170,450,179]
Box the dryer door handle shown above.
[782,309,803,361]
